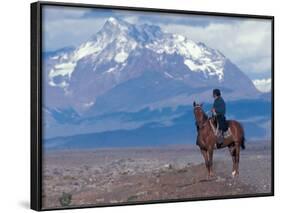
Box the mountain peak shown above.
[107,16,118,24]
[101,17,164,43]
[105,16,125,26]
[103,16,132,30]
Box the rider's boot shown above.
[216,130,224,148]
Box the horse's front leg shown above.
[207,149,214,177]
[200,148,210,177]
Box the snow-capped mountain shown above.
[44,16,259,115]
[48,17,225,87]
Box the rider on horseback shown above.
[193,91,245,177]
[212,89,227,147]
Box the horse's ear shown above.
[193,101,196,107]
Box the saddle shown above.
[209,118,232,138]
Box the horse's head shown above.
[193,101,207,129]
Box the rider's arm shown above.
[213,98,225,115]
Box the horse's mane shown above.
[195,104,209,122]
[199,106,208,121]
[202,110,208,121]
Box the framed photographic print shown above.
[31,1,274,211]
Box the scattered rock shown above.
[177,167,189,173]
[163,164,173,170]
[216,176,226,182]
[59,192,72,207]
[127,195,138,202]
[136,191,147,196]
[96,198,104,202]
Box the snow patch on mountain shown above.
[115,51,129,63]
[83,101,95,108]
[49,62,75,78]
[73,42,101,61]
[164,72,174,79]
[106,65,118,73]
[48,41,103,87]
[146,34,225,81]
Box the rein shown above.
[196,118,208,129]
[194,105,209,129]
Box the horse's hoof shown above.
[231,171,239,178]
[207,173,215,180]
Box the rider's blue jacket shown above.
[213,96,226,116]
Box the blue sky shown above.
[42,5,272,92]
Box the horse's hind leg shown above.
[228,144,236,176]
[233,143,240,177]
[229,143,240,178]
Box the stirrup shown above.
[216,142,223,149]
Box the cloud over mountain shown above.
[253,78,271,93]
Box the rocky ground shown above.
[42,142,272,209]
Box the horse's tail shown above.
[231,120,246,150]
[241,136,246,150]
[240,122,246,150]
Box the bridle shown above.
[194,105,208,129]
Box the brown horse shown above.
[193,101,245,178]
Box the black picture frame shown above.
[31,1,274,211]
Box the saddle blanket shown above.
[209,119,232,138]
[222,128,232,138]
